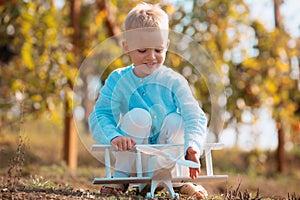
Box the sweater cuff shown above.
[107,131,122,143]
[184,140,203,158]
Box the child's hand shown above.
[185,147,201,179]
[111,136,136,151]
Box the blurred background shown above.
[0,0,299,197]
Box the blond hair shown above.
[124,2,169,30]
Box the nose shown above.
[146,49,155,60]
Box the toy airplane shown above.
[91,143,228,198]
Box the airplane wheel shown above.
[173,192,180,199]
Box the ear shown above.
[122,40,129,54]
[166,39,170,50]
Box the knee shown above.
[159,112,184,144]
[163,113,184,130]
[124,108,152,128]
[121,108,152,138]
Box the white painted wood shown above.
[92,175,228,184]
[104,148,111,178]
[91,143,228,197]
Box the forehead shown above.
[125,28,169,50]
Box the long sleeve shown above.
[88,70,123,144]
[173,76,207,156]
[147,67,207,156]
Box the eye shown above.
[137,49,147,53]
[155,48,164,53]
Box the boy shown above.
[89,2,208,198]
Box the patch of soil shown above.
[0,187,143,200]
[0,187,100,200]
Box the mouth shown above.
[144,63,157,68]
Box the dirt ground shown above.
[1,123,299,200]
[1,173,299,200]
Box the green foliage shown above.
[1,0,299,149]
[168,0,300,146]
[0,0,74,124]
[167,0,252,138]
[237,20,300,142]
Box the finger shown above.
[120,139,127,151]
[123,137,131,151]
[190,167,200,179]
[131,138,137,149]
[126,139,133,150]
[116,142,122,151]
[190,172,197,179]
[193,169,198,178]
[112,143,119,151]
[128,138,136,150]
[126,140,130,150]
[189,168,195,179]
[111,137,119,151]
[131,138,136,146]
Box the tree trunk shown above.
[63,101,78,173]
[276,122,285,173]
[273,0,286,174]
[97,0,121,36]
[0,0,6,6]
[274,0,284,29]
[63,0,81,172]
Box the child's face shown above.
[123,29,169,78]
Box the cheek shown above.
[157,54,165,63]
[130,53,143,62]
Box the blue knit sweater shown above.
[88,64,207,155]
